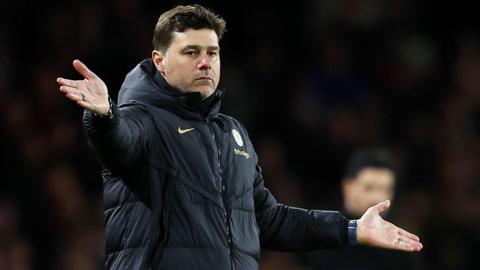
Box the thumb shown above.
[373,200,390,214]
[72,59,96,80]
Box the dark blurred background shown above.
[1,0,480,269]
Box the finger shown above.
[63,90,95,111]
[414,241,423,251]
[373,200,390,214]
[59,85,84,96]
[401,233,423,251]
[398,234,420,248]
[65,92,84,102]
[72,59,97,80]
[406,240,423,252]
[398,228,420,241]
[57,77,81,88]
[392,231,423,251]
[389,237,414,251]
[395,238,422,252]
[397,242,415,252]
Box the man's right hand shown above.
[57,60,110,115]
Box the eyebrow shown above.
[182,45,220,51]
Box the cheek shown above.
[166,63,186,80]
[215,61,221,74]
[164,65,187,88]
[350,186,364,201]
[213,64,221,87]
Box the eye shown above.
[184,50,198,56]
[208,51,218,57]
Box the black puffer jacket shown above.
[83,59,349,270]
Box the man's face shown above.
[153,28,220,97]
[343,168,395,217]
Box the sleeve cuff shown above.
[347,219,358,246]
[83,97,119,132]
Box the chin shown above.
[193,87,214,97]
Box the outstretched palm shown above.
[57,60,110,115]
[357,200,422,252]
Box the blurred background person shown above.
[308,147,423,270]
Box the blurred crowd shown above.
[1,0,480,269]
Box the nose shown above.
[197,53,212,70]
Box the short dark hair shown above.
[344,147,396,180]
[152,4,226,52]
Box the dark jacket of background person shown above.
[83,59,349,270]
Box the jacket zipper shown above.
[206,119,235,270]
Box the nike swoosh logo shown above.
[178,126,195,134]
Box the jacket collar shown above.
[152,69,224,119]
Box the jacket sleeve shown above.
[82,101,154,169]
[254,164,349,251]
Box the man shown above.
[309,148,418,269]
[56,5,422,270]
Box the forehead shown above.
[170,28,219,48]
[355,168,395,186]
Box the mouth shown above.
[195,76,212,81]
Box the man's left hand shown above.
[356,200,423,252]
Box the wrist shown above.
[93,96,114,119]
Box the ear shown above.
[342,178,351,195]
[152,50,165,74]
